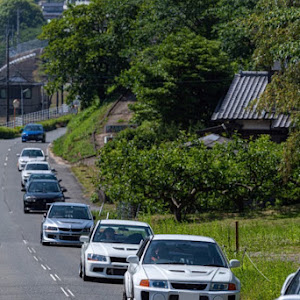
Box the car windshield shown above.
[143,240,227,267]
[48,206,91,219]
[24,125,43,131]
[25,163,49,170]
[285,270,300,295]
[92,224,152,244]
[22,150,43,157]
[28,182,60,193]
[29,174,56,181]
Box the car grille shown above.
[110,257,127,263]
[171,283,207,290]
[59,228,82,232]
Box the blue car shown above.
[21,123,46,143]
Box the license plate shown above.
[179,293,199,300]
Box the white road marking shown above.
[50,274,57,281]
[41,264,47,270]
[5,157,8,161]
[8,148,11,151]
[46,265,51,270]
[27,247,32,253]
[4,163,7,166]
[55,274,62,281]
[33,256,38,261]
[67,289,75,297]
[31,248,36,253]
[23,240,27,244]
[60,287,69,297]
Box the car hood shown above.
[89,243,139,257]
[25,192,63,199]
[22,170,52,176]
[46,218,93,228]
[143,265,233,283]
[19,157,44,162]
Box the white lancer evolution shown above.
[123,234,241,300]
[79,219,153,281]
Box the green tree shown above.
[119,29,235,128]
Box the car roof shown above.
[21,148,44,151]
[152,234,216,243]
[28,179,58,183]
[25,123,43,126]
[50,202,89,208]
[98,219,151,227]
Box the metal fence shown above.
[1,104,76,128]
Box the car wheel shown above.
[42,138,46,143]
[82,263,91,281]
[79,262,83,278]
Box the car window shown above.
[142,240,227,266]
[285,270,300,295]
[48,206,91,219]
[28,182,60,193]
[25,163,49,170]
[22,150,43,157]
[137,237,150,259]
[92,224,152,244]
[29,174,56,181]
[25,125,43,131]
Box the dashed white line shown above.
[33,256,38,261]
[23,240,27,244]
[55,274,62,281]
[60,287,69,297]
[41,264,47,270]
[8,148,11,151]
[5,157,8,161]
[31,248,36,253]
[66,289,75,297]
[27,247,32,253]
[50,274,57,281]
[4,163,7,166]
[46,265,51,270]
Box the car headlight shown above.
[44,226,58,231]
[87,253,107,262]
[210,283,236,291]
[25,196,36,202]
[139,280,168,288]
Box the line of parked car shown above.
[16,126,299,300]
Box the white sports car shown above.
[21,161,56,187]
[124,234,241,300]
[17,148,47,171]
[275,268,300,300]
[79,219,153,281]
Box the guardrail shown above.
[1,104,76,128]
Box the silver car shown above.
[41,202,94,246]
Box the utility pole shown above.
[17,8,20,51]
[6,27,10,123]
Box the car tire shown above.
[82,263,91,281]
[42,138,46,143]
[24,208,28,214]
[79,262,83,278]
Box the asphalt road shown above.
[0,128,123,300]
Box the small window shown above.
[0,89,6,99]
[24,89,32,99]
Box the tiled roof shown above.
[211,71,291,128]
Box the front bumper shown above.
[42,230,89,245]
[22,134,44,141]
[133,287,240,300]
[85,260,128,279]
[24,199,64,212]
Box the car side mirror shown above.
[127,255,139,264]
[51,169,57,173]
[80,235,89,243]
[17,154,20,157]
[58,179,62,183]
[21,187,26,192]
[61,187,67,193]
[93,215,96,220]
[229,259,240,268]
[43,213,47,218]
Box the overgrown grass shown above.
[138,211,299,300]
[52,101,114,162]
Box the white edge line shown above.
[67,289,74,297]
[60,287,69,297]
[55,274,61,281]
[50,274,57,281]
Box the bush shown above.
[0,126,20,139]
